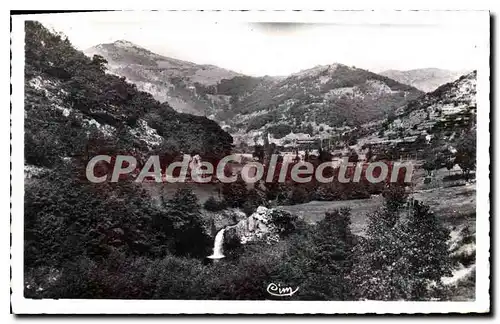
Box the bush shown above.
[241,188,267,215]
[268,209,299,236]
[246,113,275,132]
[443,173,470,182]
[267,124,292,139]
[203,196,228,212]
[28,253,209,300]
[221,176,248,208]
[347,149,359,162]
[288,185,311,205]
[24,170,167,268]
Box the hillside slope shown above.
[25,21,233,171]
[362,71,476,152]
[85,41,242,116]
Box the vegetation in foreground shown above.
[26,180,461,300]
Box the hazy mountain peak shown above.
[380,68,468,92]
[291,63,346,77]
[112,39,137,47]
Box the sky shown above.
[33,11,486,77]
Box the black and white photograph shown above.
[9,9,490,314]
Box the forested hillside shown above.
[216,64,423,126]
[354,71,477,182]
[25,21,232,171]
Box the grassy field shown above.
[278,183,476,236]
[413,183,476,227]
[277,196,384,235]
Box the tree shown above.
[422,158,437,175]
[221,175,248,208]
[162,188,211,257]
[203,196,227,212]
[398,201,452,299]
[318,147,332,163]
[276,208,355,300]
[242,188,267,215]
[445,159,455,171]
[267,209,299,237]
[303,124,314,136]
[365,146,374,162]
[288,185,310,205]
[91,54,108,73]
[352,193,452,300]
[381,185,408,220]
[24,167,166,268]
[455,131,476,180]
[253,145,265,161]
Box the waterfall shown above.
[207,228,225,259]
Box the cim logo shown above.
[266,283,299,297]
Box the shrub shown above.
[203,196,228,212]
[268,209,299,236]
[221,175,248,208]
[267,124,292,139]
[288,185,310,205]
[347,149,359,162]
[241,188,267,215]
[443,173,470,182]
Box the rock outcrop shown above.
[224,206,298,246]
[202,208,247,237]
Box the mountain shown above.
[85,40,242,116]
[25,21,232,171]
[380,68,468,92]
[208,64,423,145]
[86,40,424,146]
